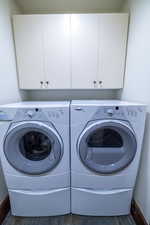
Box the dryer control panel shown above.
[91,105,143,121]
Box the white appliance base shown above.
[71,171,135,190]
[9,188,70,217]
[5,172,70,190]
[71,188,133,216]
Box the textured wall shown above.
[27,90,118,101]
[15,0,123,13]
[120,0,150,223]
[0,0,27,202]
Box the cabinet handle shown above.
[45,81,49,88]
[99,81,103,87]
[40,81,44,88]
[93,81,97,88]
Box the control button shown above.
[27,110,34,118]
[107,109,114,116]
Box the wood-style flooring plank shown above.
[2,214,136,225]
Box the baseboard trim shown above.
[131,200,148,225]
[0,196,10,224]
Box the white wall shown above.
[120,0,150,223]
[0,0,27,105]
[16,0,123,14]
[27,90,118,101]
[0,0,27,202]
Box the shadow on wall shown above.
[26,90,119,101]
[134,112,150,222]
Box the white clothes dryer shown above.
[71,100,146,216]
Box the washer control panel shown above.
[24,109,63,120]
[0,111,9,120]
[13,107,66,122]
[0,110,15,121]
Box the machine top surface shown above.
[0,101,70,108]
[71,100,146,107]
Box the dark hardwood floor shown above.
[2,213,136,225]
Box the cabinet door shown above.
[71,14,98,89]
[98,14,128,89]
[44,15,71,89]
[13,16,45,89]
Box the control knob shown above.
[27,110,34,118]
[107,109,114,116]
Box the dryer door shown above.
[78,120,137,174]
[4,121,63,175]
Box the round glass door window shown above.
[20,131,51,161]
[78,121,137,174]
[4,122,63,175]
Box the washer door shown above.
[78,120,137,174]
[4,121,63,175]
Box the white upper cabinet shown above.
[13,15,45,89]
[71,14,98,89]
[13,14,128,90]
[71,14,128,89]
[97,14,129,89]
[13,15,71,89]
[43,15,71,89]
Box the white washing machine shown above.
[71,100,146,216]
[0,101,70,217]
